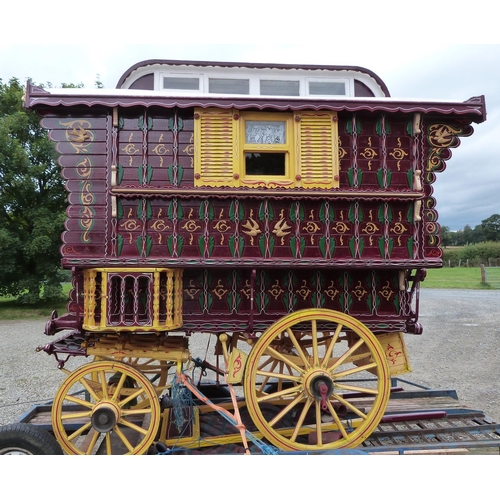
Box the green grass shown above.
[0,283,71,320]
[421,267,493,289]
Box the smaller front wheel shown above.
[0,423,63,455]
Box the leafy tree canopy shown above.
[0,77,70,303]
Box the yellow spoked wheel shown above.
[52,360,160,455]
[243,309,391,451]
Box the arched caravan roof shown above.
[115,58,392,98]
[23,59,487,124]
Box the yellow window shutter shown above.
[295,111,339,189]
[194,108,237,187]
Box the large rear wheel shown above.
[244,309,391,451]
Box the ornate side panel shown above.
[41,113,111,262]
[181,267,410,334]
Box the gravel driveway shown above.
[1,288,499,427]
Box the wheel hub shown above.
[304,371,335,409]
[91,401,120,433]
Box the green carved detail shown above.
[255,291,269,312]
[259,201,274,222]
[406,120,413,136]
[289,202,305,222]
[358,237,365,257]
[318,235,334,258]
[407,203,414,224]
[407,236,414,258]
[199,201,215,222]
[319,202,334,223]
[349,236,356,258]
[345,116,362,135]
[393,295,400,313]
[117,199,123,220]
[167,199,183,220]
[357,169,363,187]
[198,236,215,257]
[229,235,244,257]
[137,201,153,220]
[229,200,245,222]
[136,235,153,257]
[177,164,184,185]
[147,116,154,131]
[169,116,184,132]
[199,291,213,312]
[259,235,275,257]
[376,118,391,136]
[378,203,393,223]
[387,237,394,257]
[117,234,123,256]
[138,115,144,130]
[289,236,306,258]
[146,164,153,184]
[117,163,124,185]
[348,204,356,224]
[378,237,385,258]
[227,291,242,310]
[166,235,183,256]
[376,168,387,188]
[118,116,124,130]
[347,166,355,188]
[406,168,413,189]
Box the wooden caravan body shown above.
[23,59,486,454]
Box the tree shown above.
[480,214,500,242]
[0,77,67,303]
[440,225,453,247]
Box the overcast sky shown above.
[1,5,498,232]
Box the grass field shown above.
[1,268,497,321]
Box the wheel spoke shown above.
[83,429,100,455]
[327,338,365,373]
[118,386,147,408]
[311,320,319,367]
[265,345,304,374]
[256,383,303,404]
[325,400,349,439]
[290,398,313,442]
[61,410,92,421]
[67,421,92,442]
[333,382,379,395]
[112,425,135,452]
[118,417,149,436]
[110,372,128,401]
[333,362,378,380]
[255,357,279,392]
[287,328,310,368]
[320,323,343,369]
[78,376,101,401]
[63,394,95,409]
[105,432,112,455]
[268,393,306,428]
[331,393,369,419]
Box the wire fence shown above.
[481,265,500,289]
